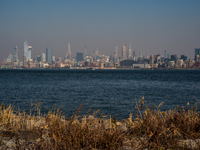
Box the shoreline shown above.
[0,100,200,149]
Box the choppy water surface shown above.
[0,69,200,120]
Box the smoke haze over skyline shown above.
[0,0,200,60]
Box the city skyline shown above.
[0,0,200,60]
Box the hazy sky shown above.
[0,0,200,60]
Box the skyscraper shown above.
[46,46,52,63]
[164,50,167,59]
[24,41,28,59]
[37,55,41,63]
[24,41,32,61]
[14,45,18,61]
[76,53,83,61]
[122,44,127,60]
[68,43,71,61]
[42,53,46,62]
[27,46,32,60]
[195,48,200,59]
[128,43,132,59]
[114,46,118,59]
[132,49,136,61]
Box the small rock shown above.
[5,139,16,149]
[42,134,51,143]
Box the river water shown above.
[0,69,199,120]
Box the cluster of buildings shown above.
[1,41,200,69]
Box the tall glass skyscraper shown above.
[27,46,32,60]
[195,48,200,59]
[24,41,32,61]
[46,46,52,63]
[14,45,18,61]
[24,41,28,59]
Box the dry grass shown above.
[0,98,200,149]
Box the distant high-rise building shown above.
[27,46,32,60]
[42,53,46,62]
[76,53,83,61]
[93,48,99,61]
[24,41,28,59]
[195,48,200,59]
[52,56,55,62]
[46,46,52,63]
[139,52,142,58]
[181,55,187,62]
[37,55,41,63]
[164,50,167,59]
[132,49,136,61]
[24,41,32,61]
[68,43,71,60]
[128,43,132,59]
[114,46,118,59]
[150,55,154,67]
[14,45,18,61]
[122,44,127,60]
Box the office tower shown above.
[132,49,136,61]
[114,46,118,59]
[77,53,83,61]
[139,52,142,58]
[14,45,18,61]
[68,43,71,61]
[195,48,200,59]
[122,44,127,60]
[27,46,32,60]
[93,48,99,61]
[42,53,46,62]
[181,55,187,62]
[24,41,28,59]
[37,55,41,62]
[171,55,177,61]
[128,43,132,59]
[46,46,52,63]
[52,56,55,62]
[24,41,32,61]
[150,55,154,67]
[135,53,138,61]
[164,50,167,59]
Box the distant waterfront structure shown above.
[114,46,118,59]
[27,46,32,60]
[24,41,28,60]
[195,48,200,59]
[122,44,127,60]
[164,50,167,59]
[52,56,55,64]
[46,46,52,63]
[37,55,41,63]
[132,49,136,61]
[24,41,32,61]
[42,53,46,62]
[76,53,83,61]
[150,55,154,67]
[128,43,132,59]
[68,43,71,61]
[139,52,142,58]
[14,46,18,61]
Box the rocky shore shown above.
[0,100,200,149]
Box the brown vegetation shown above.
[0,98,200,149]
